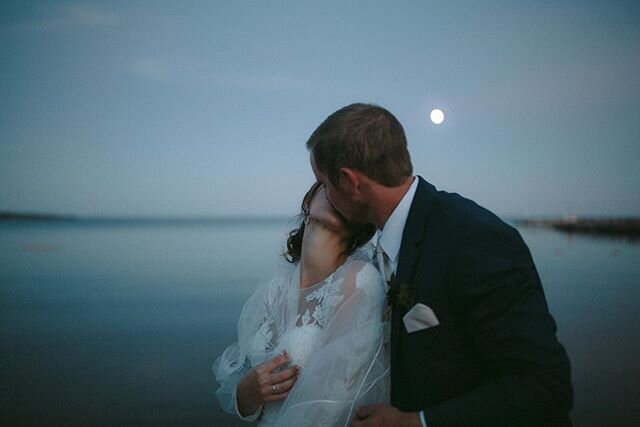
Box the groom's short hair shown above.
[306,103,413,187]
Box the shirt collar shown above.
[377,176,419,265]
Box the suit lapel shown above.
[394,176,438,285]
[390,176,439,401]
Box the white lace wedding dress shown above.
[213,244,390,427]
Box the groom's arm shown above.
[351,404,423,427]
[424,222,573,426]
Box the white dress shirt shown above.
[376,176,419,279]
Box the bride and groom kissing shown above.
[214,103,573,426]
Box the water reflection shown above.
[1,221,638,425]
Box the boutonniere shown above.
[385,273,416,313]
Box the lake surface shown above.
[1,220,638,426]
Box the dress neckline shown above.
[294,243,373,291]
[298,263,340,291]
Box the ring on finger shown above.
[272,384,278,394]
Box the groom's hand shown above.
[351,404,422,427]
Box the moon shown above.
[430,109,445,124]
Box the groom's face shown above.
[310,153,363,224]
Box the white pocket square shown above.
[403,303,440,333]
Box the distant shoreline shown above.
[0,212,292,225]
[515,217,640,239]
[0,212,74,221]
[3,212,639,238]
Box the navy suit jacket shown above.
[390,176,573,426]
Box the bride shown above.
[213,181,389,426]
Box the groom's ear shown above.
[339,168,361,196]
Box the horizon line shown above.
[1,210,639,223]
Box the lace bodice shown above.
[298,272,344,328]
[213,243,390,427]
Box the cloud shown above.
[130,58,177,82]
[465,49,640,121]
[12,3,118,32]
[64,4,118,26]
[509,57,638,109]
[198,71,316,93]
[129,56,319,93]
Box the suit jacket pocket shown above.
[404,322,445,352]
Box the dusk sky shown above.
[1,1,639,217]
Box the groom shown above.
[307,104,573,426]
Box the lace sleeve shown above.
[212,343,251,414]
[212,264,295,418]
[275,261,390,427]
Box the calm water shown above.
[1,220,638,426]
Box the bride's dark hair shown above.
[284,181,376,263]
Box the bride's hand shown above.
[236,350,299,416]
